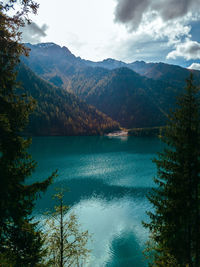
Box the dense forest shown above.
[69,67,175,128]
[22,42,200,130]
[17,63,119,136]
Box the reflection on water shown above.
[30,136,163,267]
[72,197,150,267]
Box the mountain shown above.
[23,42,200,88]
[21,42,200,129]
[128,61,200,87]
[17,63,119,136]
[69,67,180,128]
[85,59,200,87]
[22,43,86,89]
[83,58,128,70]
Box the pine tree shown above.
[0,1,56,265]
[144,75,200,267]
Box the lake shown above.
[29,136,164,267]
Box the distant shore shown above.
[106,127,166,138]
[106,130,128,137]
[128,126,165,137]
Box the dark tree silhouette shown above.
[0,1,56,265]
[144,75,200,267]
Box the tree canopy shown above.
[144,75,200,266]
[0,1,56,265]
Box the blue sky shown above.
[21,0,200,69]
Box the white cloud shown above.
[167,40,200,60]
[114,0,150,31]
[71,197,149,266]
[22,0,200,64]
[114,0,200,63]
[108,15,192,62]
[187,63,200,70]
[21,22,48,44]
[32,0,119,61]
[115,0,200,31]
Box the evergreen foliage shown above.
[128,126,165,137]
[70,67,169,128]
[144,75,200,266]
[0,1,56,265]
[17,63,119,136]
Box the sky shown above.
[21,0,200,69]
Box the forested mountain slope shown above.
[128,61,200,87]
[22,42,200,129]
[17,63,119,135]
[22,43,86,88]
[69,67,180,128]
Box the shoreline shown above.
[106,130,128,137]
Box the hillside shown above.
[69,67,180,128]
[128,61,200,87]
[21,42,200,129]
[17,63,119,136]
[83,58,200,88]
[22,43,86,88]
[23,43,200,88]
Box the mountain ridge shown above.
[20,42,200,130]
[23,42,200,87]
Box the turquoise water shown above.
[29,136,163,267]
